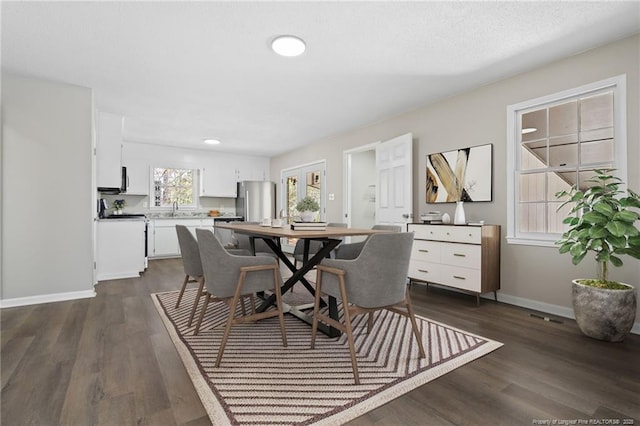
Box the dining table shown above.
[213,222,389,337]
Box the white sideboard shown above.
[406,223,500,305]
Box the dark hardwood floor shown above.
[2,258,638,425]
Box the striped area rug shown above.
[152,289,502,425]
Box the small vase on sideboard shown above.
[454,201,466,225]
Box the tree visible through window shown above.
[153,168,196,208]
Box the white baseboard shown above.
[495,292,640,336]
[0,289,96,309]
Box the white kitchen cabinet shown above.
[407,224,500,305]
[121,144,149,195]
[236,157,269,182]
[153,225,180,257]
[96,111,123,188]
[96,219,145,280]
[151,218,213,258]
[200,164,237,197]
[124,159,149,195]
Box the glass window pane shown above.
[286,176,297,223]
[549,136,578,167]
[548,202,571,234]
[548,171,575,200]
[581,92,613,131]
[521,144,546,170]
[577,168,612,191]
[521,109,547,142]
[581,138,614,165]
[519,173,545,202]
[549,100,578,137]
[518,203,545,233]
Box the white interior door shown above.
[375,133,413,228]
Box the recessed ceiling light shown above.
[521,128,537,134]
[204,138,221,145]
[271,35,306,57]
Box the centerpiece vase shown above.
[454,201,466,225]
[300,210,316,222]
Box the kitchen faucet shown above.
[172,201,178,216]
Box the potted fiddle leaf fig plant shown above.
[556,168,640,342]
[296,196,320,222]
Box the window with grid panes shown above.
[506,76,627,246]
[152,167,197,208]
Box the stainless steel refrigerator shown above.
[236,181,276,222]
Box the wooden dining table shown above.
[213,222,387,337]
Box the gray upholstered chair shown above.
[335,224,402,260]
[292,222,347,267]
[194,228,287,367]
[175,225,250,327]
[310,232,425,384]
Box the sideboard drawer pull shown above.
[453,253,466,257]
[453,275,466,280]
[419,249,429,253]
[418,269,430,273]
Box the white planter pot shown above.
[572,279,637,342]
[300,210,316,222]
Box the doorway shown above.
[344,133,413,241]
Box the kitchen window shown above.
[152,167,197,209]
[506,75,627,247]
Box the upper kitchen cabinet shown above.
[200,161,237,197]
[121,144,149,195]
[236,157,269,182]
[96,111,124,189]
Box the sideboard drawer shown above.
[439,265,482,292]
[410,224,481,244]
[411,240,441,263]
[440,243,481,269]
[408,260,441,284]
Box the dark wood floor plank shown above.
[0,335,34,389]
[2,258,639,426]
[149,332,209,424]
[97,391,137,425]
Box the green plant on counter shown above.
[555,168,640,288]
[295,196,319,212]
[112,199,126,210]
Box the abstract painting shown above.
[426,143,493,203]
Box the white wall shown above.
[270,34,640,323]
[1,72,95,305]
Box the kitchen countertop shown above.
[149,214,242,220]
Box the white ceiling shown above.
[2,1,639,157]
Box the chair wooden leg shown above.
[367,312,374,333]
[337,277,360,385]
[176,274,189,308]
[405,292,426,358]
[193,292,211,336]
[310,269,323,350]
[273,268,287,347]
[188,277,205,327]
[215,272,246,367]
